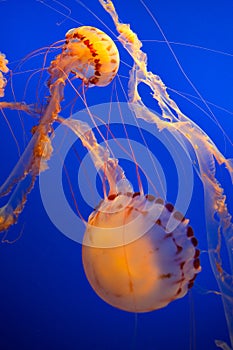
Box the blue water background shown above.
[0,1,232,349]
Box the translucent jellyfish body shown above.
[82,193,201,312]
[53,26,119,87]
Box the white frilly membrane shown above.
[0,52,9,97]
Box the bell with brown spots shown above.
[82,192,201,312]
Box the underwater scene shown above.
[0,1,233,349]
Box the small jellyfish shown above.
[64,26,119,87]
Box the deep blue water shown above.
[0,1,232,349]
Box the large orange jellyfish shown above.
[94,0,233,347]
[0,1,232,349]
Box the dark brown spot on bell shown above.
[111,59,117,63]
[145,194,155,201]
[94,59,100,63]
[191,237,198,247]
[132,192,140,198]
[95,63,101,70]
[95,71,101,77]
[89,77,99,85]
[129,280,133,292]
[164,233,173,239]
[173,211,184,221]
[194,249,200,258]
[108,194,117,200]
[180,261,185,269]
[187,226,194,237]
[84,39,90,46]
[165,203,174,212]
[156,219,161,226]
[193,258,200,269]
[176,245,183,254]
[188,281,194,289]
[155,198,164,205]
[176,288,182,295]
[160,273,172,279]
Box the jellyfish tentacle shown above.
[0,26,120,232]
[0,60,69,230]
[58,116,132,196]
[0,101,36,116]
[100,0,233,346]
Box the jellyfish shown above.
[55,114,201,312]
[0,25,119,231]
[95,0,233,347]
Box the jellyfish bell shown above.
[52,26,120,87]
[82,192,201,312]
